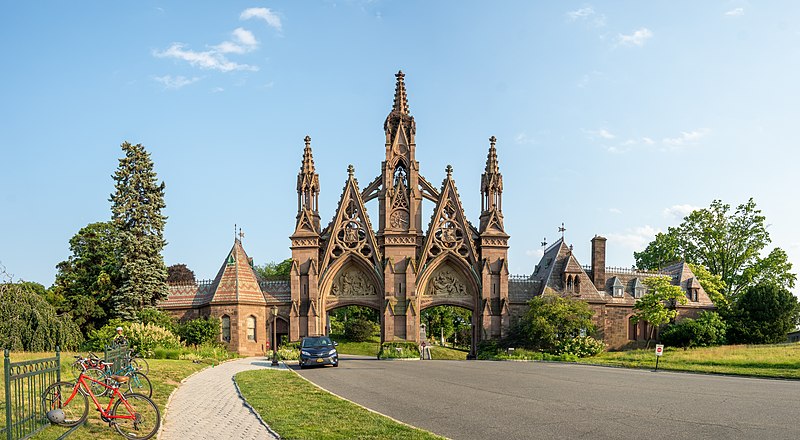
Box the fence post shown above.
[56,346,61,384]
[5,349,12,440]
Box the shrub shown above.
[660,311,727,348]
[507,295,595,352]
[556,336,605,358]
[275,341,300,360]
[177,317,220,346]
[344,318,379,342]
[378,341,419,359]
[86,321,182,355]
[136,307,176,333]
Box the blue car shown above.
[299,336,339,369]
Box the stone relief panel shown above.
[330,267,377,296]
[425,266,469,297]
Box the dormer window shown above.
[612,277,624,297]
[633,278,645,298]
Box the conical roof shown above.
[210,239,266,305]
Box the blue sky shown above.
[2,1,799,295]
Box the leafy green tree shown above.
[110,142,168,319]
[0,281,83,351]
[177,317,220,346]
[254,258,292,280]
[635,199,796,300]
[136,307,176,333]
[507,295,595,352]
[633,276,688,346]
[343,318,378,342]
[167,264,196,284]
[421,306,471,346]
[49,221,122,334]
[687,263,727,309]
[726,282,800,344]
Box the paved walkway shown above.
[159,357,282,440]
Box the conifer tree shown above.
[110,142,168,319]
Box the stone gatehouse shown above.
[158,72,714,356]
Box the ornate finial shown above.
[445,164,453,178]
[559,222,566,239]
[569,244,574,252]
[485,136,500,174]
[239,227,245,242]
[234,223,238,241]
[392,70,409,115]
[347,164,355,177]
[541,238,547,249]
[300,135,315,174]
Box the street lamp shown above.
[271,305,279,366]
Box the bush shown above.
[378,341,419,359]
[85,321,182,355]
[556,336,605,358]
[344,318,379,342]
[660,311,727,348]
[506,295,595,352]
[177,317,220,346]
[136,307,176,333]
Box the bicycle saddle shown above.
[111,375,130,383]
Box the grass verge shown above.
[578,343,800,379]
[329,334,380,357]
[1,351,219,439]
[429,345,468,360]
[236,369,444,440]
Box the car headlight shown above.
[328,349,337,356]
[301,350,311,356]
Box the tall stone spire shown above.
[479,136,505,233]
[295,135,321,233]
[392,70,409,115]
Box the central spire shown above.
[301,135,315,174]
[392,70,409,115]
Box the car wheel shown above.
[333,361,339,367]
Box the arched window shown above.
[221,315,231,342]
[246,316,256,342]
[574,276,581,292]
[628,317,638,341]
[566,275,573,292]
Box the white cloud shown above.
[617,28,653,47]
[586,128,616,140]
[514,132,535,145]
[566,6,606,27]
[233,28,258,46]
[662,128,710,149]
[152,75,200,89]
[241,7,282,31]
[153,43,258,72]
[213,28,259,54]
[663,204,701,219]
[606,225,660,251]
[725,8,744,17]
[609,208,623,215]
[211,87,225,93]
[567,7,594,21]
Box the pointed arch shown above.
[417,251,481,311]
[318,251,384,312]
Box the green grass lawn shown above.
[429,345,468,360]
[236,369,444,440]
[579,343,800,379]
[1,351,216,439]
[329,334,380,357]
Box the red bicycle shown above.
[42,367,160,440]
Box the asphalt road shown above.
[295,355,800,440]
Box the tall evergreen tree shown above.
[110,142,168,319]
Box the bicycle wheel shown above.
[112,393,161,440]
[70,361,84,380]
[41,381,88,427]
[130,357,149,375]
[126,372,153,398]
[83,367,111,397]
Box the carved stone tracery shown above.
[330,199,374,260]
[429,201,469,259]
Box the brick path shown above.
[159,357,282,439]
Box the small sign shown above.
[655,344,664,356]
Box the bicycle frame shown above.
[62,371,138,422]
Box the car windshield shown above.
[302,337,333,348]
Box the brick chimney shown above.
[591,235,607,290]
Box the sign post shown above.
[654,344,664,371]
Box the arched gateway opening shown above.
[421,305,472,360]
